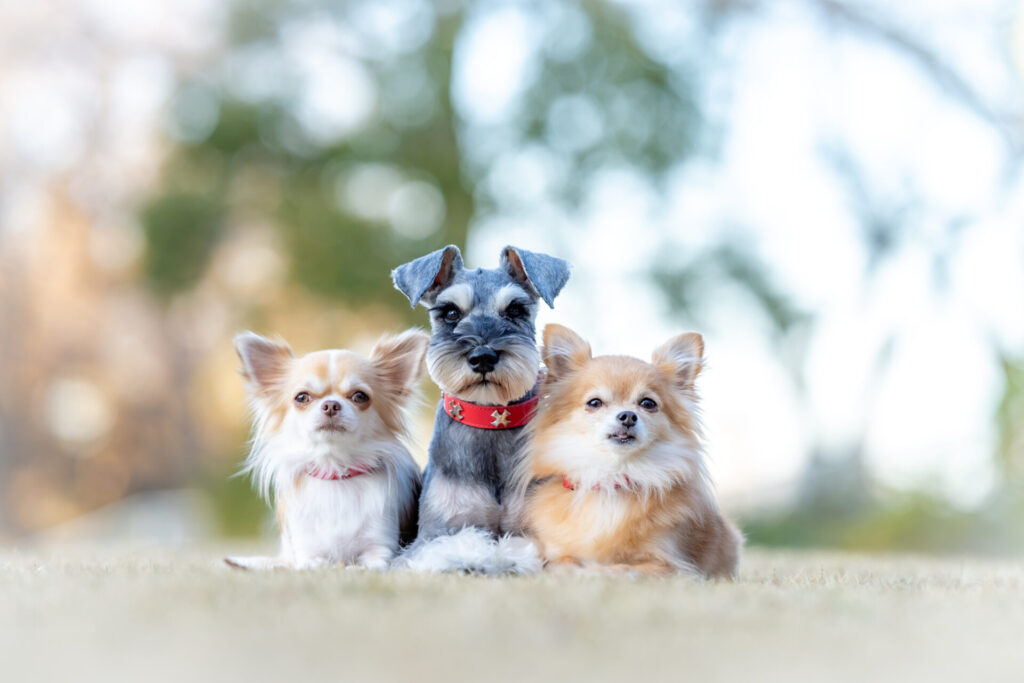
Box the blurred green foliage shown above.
[202,467,270,538]
[510,1,700,203]
[654,244,810,342]
[141,0,701,309]
[996,354,1024,489]
[142,193,224,297]
[744,492,1024,555]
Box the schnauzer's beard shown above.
[427,337,540,405]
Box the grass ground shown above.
[1,545,1022,683]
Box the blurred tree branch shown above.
[806,0,1023,155]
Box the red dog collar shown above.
[562,475,632,491]
[304,463,376,481]
[442,392,539,429]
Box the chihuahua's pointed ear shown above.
[543,324,591,381]
[234,332,294,398]
[501,246,571,309]
[370,329,430,398]
[652,333,704,391]
[391,245,464,307]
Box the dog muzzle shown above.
[442,392,539,429]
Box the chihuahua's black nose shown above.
[616,411,638,427]
[467,346,499,374]
[321,400,342,417]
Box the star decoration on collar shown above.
[449,400,464,420]
[490,409,511,428]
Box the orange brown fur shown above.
[523,475,738,577]
[516,325,742,578]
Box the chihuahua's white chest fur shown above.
[276,448,419,569]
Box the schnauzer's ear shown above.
[652,333,704,391]
[370,329,430,398]
[234,332,294,398]
[501,246,572,308]
[542,324,591,381]
[391,245,464,307]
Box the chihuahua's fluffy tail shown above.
[395,527,542,575]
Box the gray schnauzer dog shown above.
[391,244,571,573]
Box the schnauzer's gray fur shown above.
[391,245,570,570]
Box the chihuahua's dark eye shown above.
[295,392,311,405]
[586,398,603,409]
[639,398,658,411]
[351,390,369,404]
[440,305,462,324]
[503,302,527,320]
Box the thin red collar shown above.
[561,475,632,491]
[442,392,539,430]
[304,462,376,481]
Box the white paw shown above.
[397,528,542,575]
[356,548,393,572]
[496,535,543,575]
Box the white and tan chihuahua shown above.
[225,329,428,570]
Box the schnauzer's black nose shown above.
[616,411,638,427]
[321,400,342,417]
[467,346,499,374]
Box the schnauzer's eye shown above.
[586,398,604,409]
[503,302,527,319]
[639,397,658,411]
[294,392,311,405]
[350,390,369,404]
[440,305,462,324]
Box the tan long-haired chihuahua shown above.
[514,324,741,578]
[225,329,428,570]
